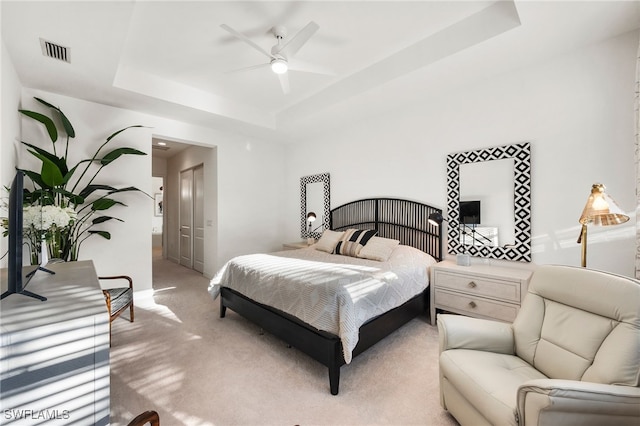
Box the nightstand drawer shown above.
[435,289,519,322]
[434,270,521,303]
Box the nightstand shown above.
[430,260,532,325]
[282,241,310,250]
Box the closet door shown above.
[179,169,193,268]
[193,165,204,273]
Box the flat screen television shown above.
[1,170,46,301]
[459,200,481,225]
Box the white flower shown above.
[23,205,76,231]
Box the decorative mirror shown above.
[447,142,531,262]
[300,173,330,240]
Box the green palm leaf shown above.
[88,230,111,240]
[100,147,147,166]
[105,125,145,143]
[18,169,47,189]
[35,97,75,138]
[22,141,69,176]
[92,198,126,211]
[79,184,118,199]
[92,216,124,225]
[19,110,58,142]
[27,150,64,187]
[107,186,150,197]
[52,188,84,205]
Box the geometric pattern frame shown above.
[300,173,331,240]
[446,142,532,262]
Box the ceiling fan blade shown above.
[274,21,319,57]
[287,58,335,76]
[220,24,274,59]
[224,62,271,74]
[278,72,290,94]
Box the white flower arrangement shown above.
[21,205,77,263]
[23,205,76,231]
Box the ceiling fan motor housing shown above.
[272,26,287,40]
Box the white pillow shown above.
[357,236,400,262]
[315,230,345,253]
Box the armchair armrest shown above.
[517,379,640,426]
[99,275,133,290]
[437,313,514,354]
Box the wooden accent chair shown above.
[99,275,134,343]
[128,410,160,426]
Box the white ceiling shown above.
[2,1,639,145]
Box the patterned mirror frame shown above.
[300,173,331,240]
[447,142,531,262]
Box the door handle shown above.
[468,281,477,288]
[468,301,477,308]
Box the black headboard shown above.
[330,198,443,261]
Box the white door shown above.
[179,169,193,268]
[193,165,205,273]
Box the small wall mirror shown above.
[300,173,330,240]
[447,142,531,262]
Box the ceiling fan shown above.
[220,21,334,94]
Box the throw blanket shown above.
[209,245,435,363]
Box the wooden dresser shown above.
[430,260,532,325]
[0,260,110,425]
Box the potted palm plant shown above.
[16,97,147,262]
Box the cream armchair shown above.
[437,265,640,426]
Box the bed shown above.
[209,198,443,394]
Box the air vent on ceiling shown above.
[40,38,70,63]
[152,145,170,151]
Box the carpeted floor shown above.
[109,249,459,426]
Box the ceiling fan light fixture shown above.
[271,58,288,74]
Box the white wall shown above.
[215,138,287,262]
[16,90,286,290]
[284,30,639,277]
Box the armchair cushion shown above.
[438,313,515,354]
[104,287,133,315]
[440,349,547,426]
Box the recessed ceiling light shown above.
[157,142,167,146]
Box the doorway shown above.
[180,164,204,273]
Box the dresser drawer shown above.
[434,270,521,303]
[435,289,519,322]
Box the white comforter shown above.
[208,245,436,363]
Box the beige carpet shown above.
[109,250,459,426]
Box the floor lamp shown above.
[577,183,629,267]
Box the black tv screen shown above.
[459,200,481,225]
[1,170,45,301]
